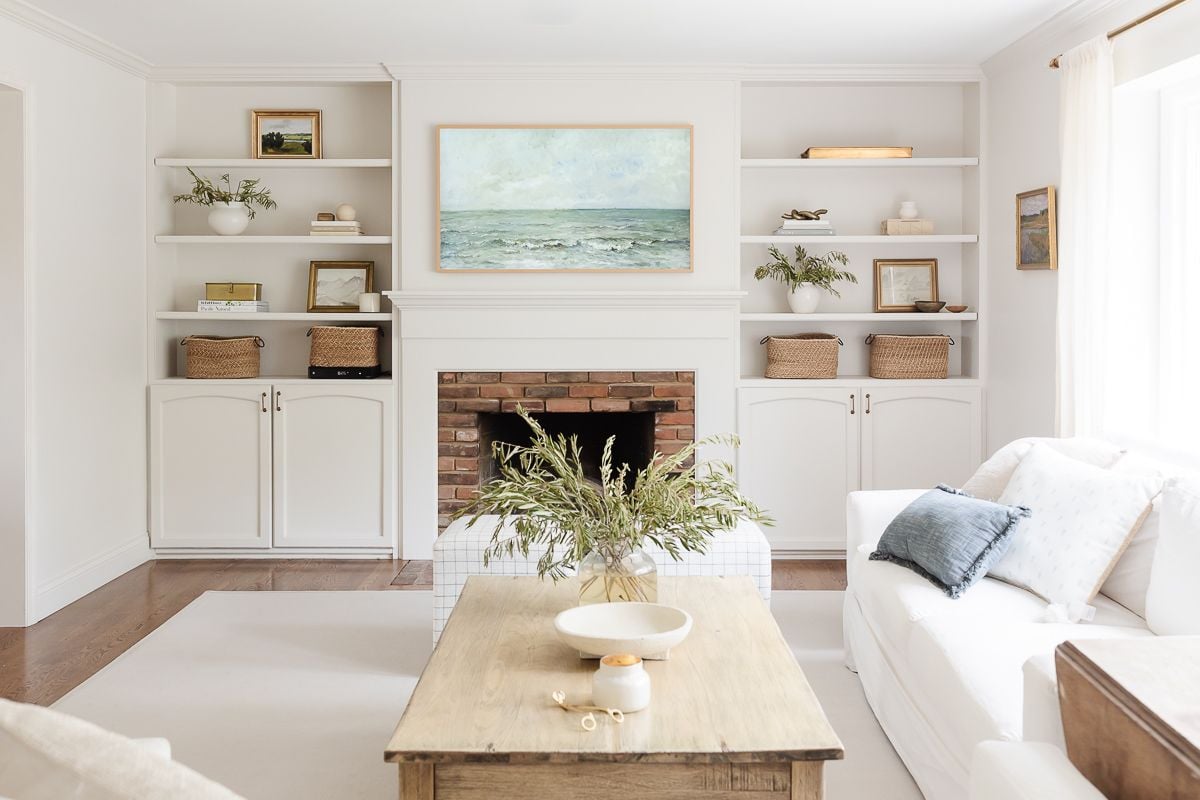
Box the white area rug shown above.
[54,590,920,800]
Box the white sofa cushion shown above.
[0,698,242,800]
[1100,453,1176,615]
[961,437,1124,502]
[1145,476,1200,635]
[969,742,1105,800]
[990,444,1162,607]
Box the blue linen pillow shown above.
[869,484,1031,599]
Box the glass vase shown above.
[578,547,658,604]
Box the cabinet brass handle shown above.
[261,392,267,413]
[850,394,855,415]
[865,393,871,414]
[275,391,282,412]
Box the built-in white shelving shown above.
[740,234,977,245]
[155,235,392,245]
[740,157,978,169]
[151,375,393,385]
[740,312,976,322]
[154,158,392,169]
[156,311,391,322]
[738,376,983,388]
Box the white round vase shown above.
[898,200,919,220]
[788,283,823,314]
[592,654,651,713]
[207,202,250,236]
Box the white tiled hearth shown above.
[384,291,744,558]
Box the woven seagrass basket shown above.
[180,335,264,379]
[307,326,381,368]
[761,333,842,379]
[866,334,954,379]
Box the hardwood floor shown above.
[0,557,846,707]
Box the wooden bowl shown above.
[946,304,968,313]
[914,301,947,313]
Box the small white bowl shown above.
[553,602,693,658]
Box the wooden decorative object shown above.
[800,146,912,159]
[386,576,843,799]
[1057,637,1200,800]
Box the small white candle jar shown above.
[358,292,381,313]
[592,654,651,713]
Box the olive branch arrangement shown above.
[754,245,857,295]
[454,406,771,582]
[172,167,278,219]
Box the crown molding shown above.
[0,0,150,77]
[148,63,393,84]
[982,0,1147,69]
[384,62,984,83]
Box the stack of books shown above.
[310,219,363,236]
[773,219,836,236]
[197,300,270,313]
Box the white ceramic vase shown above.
[592,654,651,713]
[788,283,823,314]
[898,200,919,220]
[207,201,250,236]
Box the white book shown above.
[772,228,836,236]
[197,301,270,312]
[310,220,362,227]
[780,220,832,228]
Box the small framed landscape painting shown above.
[437,125,693,272]
[1016,186,1057,270]
[253,110,322,159]
[308,261,374,312]
[874,258,939,312]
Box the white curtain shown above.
[1056,35,1114,437]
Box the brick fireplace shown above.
[437,370,696,528]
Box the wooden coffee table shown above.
[386,575,843,799]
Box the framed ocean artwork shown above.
[437,125,693,272]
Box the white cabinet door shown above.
[860,386,983,491]
[737,388,859,552]
[149,384,272,549]
[271,384,394,548]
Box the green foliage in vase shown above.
[454,406,772,581]
[753,245,857,296]
[172,167,278,219]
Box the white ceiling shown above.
[26,0,1081,67]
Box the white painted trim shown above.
[33,534,151,622]
[0,0,150,77]
[153,548,395,559]
[771,549,848,560]
[384,62,985,83]
[770,540,849,554]
[384,290,746,308]
[149,63,393,84]
[982,0,1136,69]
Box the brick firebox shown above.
[437,370,696,529]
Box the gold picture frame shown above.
[252,109,322,159]
[435,124,694,273]
[307,261,374,312]
[874,259,939,312]
[1016,186,1057,270]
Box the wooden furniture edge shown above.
[386,748,845,764]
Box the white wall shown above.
[0,17,149,622]
[398,79,737,290]
[0,85,27,625]
[980,0,1192,451]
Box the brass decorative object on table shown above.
[205,282,262,301]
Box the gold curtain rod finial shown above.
[1048,0,1191,68]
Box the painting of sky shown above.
[438,127,691,271]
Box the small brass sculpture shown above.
[781,208,828,220]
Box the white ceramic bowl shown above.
[553,602,693,658]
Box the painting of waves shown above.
[438,127,692,272]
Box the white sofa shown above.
[843,437,1192,800]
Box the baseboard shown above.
[153,548,396,559]
[33,534,151,623]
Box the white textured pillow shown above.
[1145,476,1200,635]
[961,437,1125,502]
[989,443,1162,606]
[1099,453,1174,616]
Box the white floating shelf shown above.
[151,376,393,385]
[741,312,976,322]
[154,158,391,169]
[155,235,392,245]
[740,157,979,169]
[156,312,391,322]
[739,376,982,388]
[740,234,977,245]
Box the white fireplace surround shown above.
[385,290,744,558]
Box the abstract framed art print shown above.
[437,125,693,272]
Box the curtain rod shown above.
[1049,0,1191,68]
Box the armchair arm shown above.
[846,490,925,583]
[1022,653,1065,748]
[969,742,1103,800]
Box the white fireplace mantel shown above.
[383,290,746,309]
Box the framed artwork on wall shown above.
[1016,186,1057,270]
[436,125,693,272]
[874,258,939,312]
[252,110,322,159]
[308,261,374,312]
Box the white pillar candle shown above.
[358,292,381,313]
[592,653,651,713]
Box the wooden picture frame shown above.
[1016,186,1057,270]
[307,261,374,312]
[435,124,694,273]
[874,258,939,312]
[252,110,322,159]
